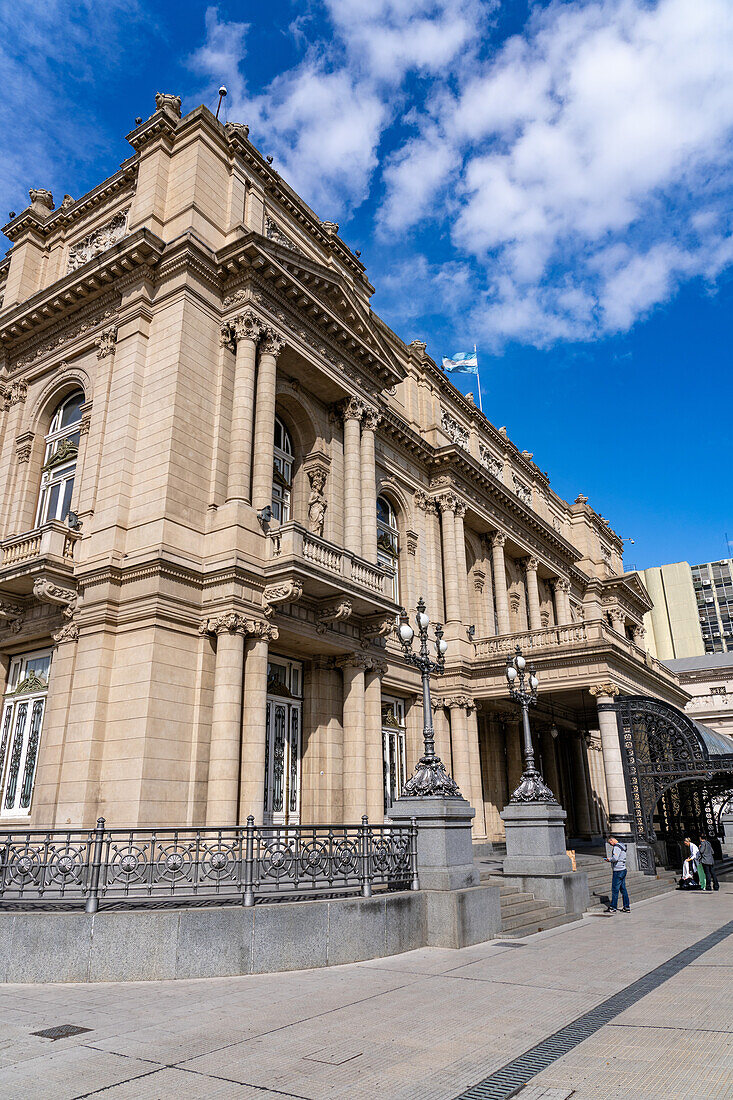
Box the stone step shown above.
[501,896,556,919]
[501,905,566,932]
[500,912,583,938]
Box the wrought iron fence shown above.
[0,816,418,912]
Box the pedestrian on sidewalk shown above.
[605,835,630,913]
[699,836,719,891]
[684,838,706,889]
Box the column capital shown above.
[200,613,278,641]
[222,309,265,348]
[435,491,461,515]
[367,657,389,678]
[552,576,571,594]
[338,396,365,422]
[362,405,382,432]
[589,681,620,699]
[491,531,506,550]
[335,652,372,671]
[443,694,476,713]
[521,555,539,573]
[260,328,286,358]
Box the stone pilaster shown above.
[365,659,387,822]
[339,654,370,821]
[437,493,461,625]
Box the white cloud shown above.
[380,0,733,344]
[190,1,488,214]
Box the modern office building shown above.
[691,559,733,654]
[0,93,690,850]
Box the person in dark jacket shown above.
[605,836,630,913]
[699,836,719,891]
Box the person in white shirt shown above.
[684,837,706,889]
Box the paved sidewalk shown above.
[0,884,731,1099]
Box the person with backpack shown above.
[699,836,719,891]
[605,835,630,913]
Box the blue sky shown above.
[1,0,732,570]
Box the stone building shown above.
[0,93,688,842]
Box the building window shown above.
[35,390,84,527]
[382,696,406,813]
[377,495,399,601]
[272,415,293,523]
[0,651,51,817]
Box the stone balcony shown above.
[0,522,80,596]
[473,618,681,691]
[266,521,397,617]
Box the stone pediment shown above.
[601,571,653,613]
[218,233,404,389]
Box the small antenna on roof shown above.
[216,85,227,120]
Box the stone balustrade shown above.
[1,522,80,571]
[268,521,391,600]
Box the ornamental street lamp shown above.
[506,645,557,803]
[398,597,461,797]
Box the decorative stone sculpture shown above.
[307,467,328,536]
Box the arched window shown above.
[272,415,293,523]
[35,390,84,526]
[377,495,399,601]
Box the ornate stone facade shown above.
[0,93,687,839]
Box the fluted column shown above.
[453,500,471,626]
[491,532,511,634]
[523,557,542,631]
[251,329,285,512]
[365,660,386,821]
[361,406,380,562]
[341,655,368,820]
[342,398,364,556]
[223,311,264,503]
[202,613,247,825]
[589,683,630,830]
[438,494,461,624]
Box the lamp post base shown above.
[402,755,461,798]
[501,800,572,875]
[388,796,478,891]
[510,767,557,804]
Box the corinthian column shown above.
[342,398,364,556]
[201,613,248,825]
[588,682,630,830]
[251,329,285,512]
[523,556,542,631]
[552,578,571,625]
[223,311,264,504]
[491,532,511,634]
[360,406,381,562]
[437,494,461,624]
[239,621,278,823]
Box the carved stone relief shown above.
[68,211,129,273]
[441,410,469,450]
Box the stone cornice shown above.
[0,228,164,351]
[2,162,138,244]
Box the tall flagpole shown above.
[474,344,483,413]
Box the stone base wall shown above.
[0,885,503,984]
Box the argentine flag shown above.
[442,350,478,375]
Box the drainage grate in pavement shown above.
[493,942,527,949]
[32,1024,93,1041]
[454,919,733,1100]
